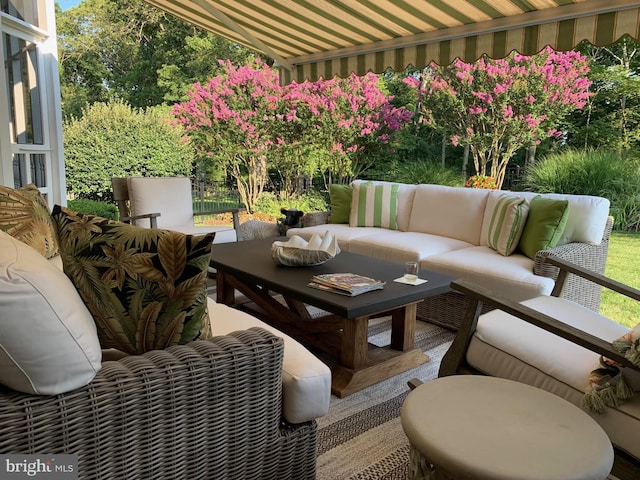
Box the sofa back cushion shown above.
[350,180,416,231]
[481,190,610,246]
[408,185,490,245]
[0,231,102,395]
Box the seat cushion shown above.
[349,230,473,265]
[287,224,384,251]
[52,206,214,354]
[208,299,331,424]
[467,295,640,460]
[0,184,59,259]
[425,246,554,302]
[0,231,101,394]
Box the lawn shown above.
[601,231,640,329]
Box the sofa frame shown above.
[302,211,614,330]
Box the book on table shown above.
[308,273,386,296]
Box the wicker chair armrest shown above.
[0,328,285,477]
[193,207,245,230]
[440,279,640,377]
[301,211,330,227]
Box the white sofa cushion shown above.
[408,185,490,245]
[287,224,384,251]
[208,299,331,424]
[349,230,473,265]
[482,190,609,246]
[424,246,554,302]
[0,231,102,395]
[351,180,416,231]
[466,295,640,459]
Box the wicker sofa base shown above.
[417,291,494,330]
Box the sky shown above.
[57,0,81,11]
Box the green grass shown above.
[601,231,640,329]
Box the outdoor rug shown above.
[316,318,454,480]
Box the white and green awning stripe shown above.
[143,0,640,84]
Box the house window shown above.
[4,33,44,145]
[0,3,59,203]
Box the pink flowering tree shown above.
[173,59,282,212]
[405,48,591,188]
[285,73,413,186]
[174,61,412,211]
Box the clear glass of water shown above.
[404,262,419,283]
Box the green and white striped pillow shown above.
[349,182,399,230]
[487,194,529,256]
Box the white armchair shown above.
[438,256,640,478]
[112,176,242,243]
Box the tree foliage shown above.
[173,60,412,212]
[64,100,194,200]
[407,48,591,188]
[57,0,259,119]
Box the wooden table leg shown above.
[391,302,417,351]
[216,271,235,305]
[340,316,369,369]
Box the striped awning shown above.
[143,0,640,83]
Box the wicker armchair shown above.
[0,328,317,480]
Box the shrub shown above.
[388,161,464,186]
[254,190,329,218]
[523,148,640,231]
[63,100,195,201]
[67,199,119,220]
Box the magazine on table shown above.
[308,273,385,296]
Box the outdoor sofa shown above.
[288,180,613,330]
[0,184,331,479]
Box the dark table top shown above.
[210,237,456,318]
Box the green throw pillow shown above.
[0,184,59,259]
[486,194,529,256]
[349,182,399,230]
[329,184,353,224]
[52,205,214,355]
[518,196,569,260]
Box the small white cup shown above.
[404,262,419,283]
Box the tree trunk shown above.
[462,144,469,178]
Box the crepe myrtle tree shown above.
[173,60,412,211]
[405,47,591,188]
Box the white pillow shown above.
[0,231,102,395]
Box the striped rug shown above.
[316,318,455,480]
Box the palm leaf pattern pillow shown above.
[0,184,59,259]
[52,205,214,354]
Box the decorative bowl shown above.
[271,231,340,266]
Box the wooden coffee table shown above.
[210,238,455,397]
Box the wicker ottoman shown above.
[401,376,613,480]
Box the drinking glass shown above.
[404,262,419,283]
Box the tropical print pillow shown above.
[52,205,214,354]
[0,184,59,259]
